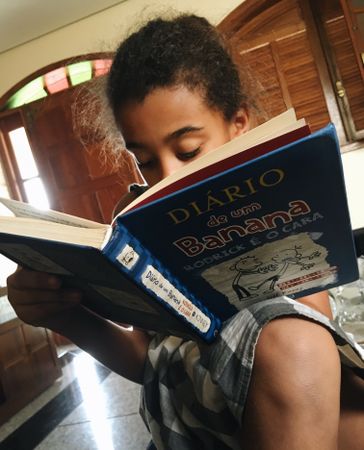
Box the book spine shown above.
[103,223,221,342]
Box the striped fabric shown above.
[140,297,364,449]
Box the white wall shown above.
[0,0,363,230]
[0,0,241,97]
[342,148,364,231]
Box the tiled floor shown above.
[0,349,151,450]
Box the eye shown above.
[178,147,201,161]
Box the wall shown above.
[0,0,363,230]
[0,0,241,97]
[342,148,364,231]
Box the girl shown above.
[7,14,364,450]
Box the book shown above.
[0,110,359,342]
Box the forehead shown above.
[117,86,223,141]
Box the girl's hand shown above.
[7,266,149,383]
[7,267,82,330]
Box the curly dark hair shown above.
[106,14,249,122]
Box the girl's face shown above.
[117,86,249,186]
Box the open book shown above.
[0,110,358,342]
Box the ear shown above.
[230,108,250,137]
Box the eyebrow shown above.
[125,125,204,150]
[167,125,204,141]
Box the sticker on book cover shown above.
[201,232,336,309]
[0,244,71,275]
[116,244,139,270]
[141,265,211,333]
[90,284,158,314]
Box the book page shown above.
[0,216,111,248]
[0,197,106,229]
[118,109,304,216]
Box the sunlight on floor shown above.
[74,352,115,450]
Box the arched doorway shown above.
[0,53,140,224]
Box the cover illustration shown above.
[118,125,359,320]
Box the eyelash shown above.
[178,147,201,161]
[136,147,202,169]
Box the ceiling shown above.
[0,0,125,54]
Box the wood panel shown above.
[275,30,331,131]
[219,0,364,147]
[220,0,331,131]
[340,0,364,82]
[240,44,289,120]
[325,15,364,134]
[22,85,140,224]
[0,318,61,425]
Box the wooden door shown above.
[21,85,141,223]
[314,0,364,141]
[0,81,142,363]
[218,0,364,147]
[219,0,332,130]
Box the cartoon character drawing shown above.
[121,249,135,266]
[202,233,331,307]
[230,245,321,300]
[249,245,321,294]
[229,255,276,300]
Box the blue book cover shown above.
[117,124,359,321]
[0,123,359,342]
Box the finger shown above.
[14,300,80,328]
[11,287,82,306]
[7,267,62,290]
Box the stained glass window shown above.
[5,59,112,110]
[7,78,47,109]
[94,59,112,77]
[68,61,92,86]
[44,67,69,94]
